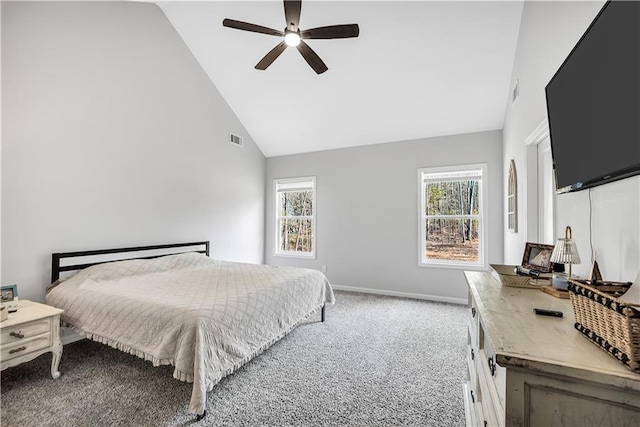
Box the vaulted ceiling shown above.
[158,1,524,157]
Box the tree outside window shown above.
[275,177,315,258]
[419,165,486,268]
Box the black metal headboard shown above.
[51,241,210,283]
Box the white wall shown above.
[1,1,266,302]
[266,130,503,304]
[0,1,3,284]
[503,1,639,281]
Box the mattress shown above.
[46,252,334,414]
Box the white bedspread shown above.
[45,253,334,414]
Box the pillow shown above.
[67,252,213,283]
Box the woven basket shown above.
[567,279,640,372]
[490,264,544,288]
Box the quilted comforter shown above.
[45,252,334,414]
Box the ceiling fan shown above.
[223,0,359,74]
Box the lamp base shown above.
[552,273,570,290]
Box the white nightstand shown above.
[1,299,64,378]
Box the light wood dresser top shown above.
[465,271,640,391]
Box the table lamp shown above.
[550,226,581,289]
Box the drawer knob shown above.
[488,356,496,376]
[9,346,27,354]
[10,331,25,339]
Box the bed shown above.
[46,241,334,419]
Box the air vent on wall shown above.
[230,132,244,147]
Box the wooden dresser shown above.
[463,271,640,426]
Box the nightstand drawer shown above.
[1,319,51,344]
[1,334,51,362]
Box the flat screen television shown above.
[545,0,640,194]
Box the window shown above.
[275,177,315,258]
[507,159,518,232]
[418,164,487,268]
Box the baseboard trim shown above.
[330,284,467,305]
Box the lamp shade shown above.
[550,226,581,265]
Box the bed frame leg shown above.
[321,305,326,322]
[196,410,207,421]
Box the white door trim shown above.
[524,118,549,146]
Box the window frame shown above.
[417,163,488,270]
[507,159,518,233]
[274,176,316,259]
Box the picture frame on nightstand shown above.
[1,284,19,312]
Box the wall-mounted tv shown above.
[545,0,640,194]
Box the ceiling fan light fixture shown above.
[284,32,301,47]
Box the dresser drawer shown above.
[467,343,478,391]
[1,334,52,362]
[464,380,487,427]
[468,291,479,346]
[1,319,51,345]
[476,350,505,426]
[463,381,478,426]
[477,351,502,427]
[482,335,506,411]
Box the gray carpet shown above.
[1,291,467,426]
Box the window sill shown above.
[274,252,316,260]
[418,261,488,271]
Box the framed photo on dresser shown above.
[521,243,555,273]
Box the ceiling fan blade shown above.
[255,41,288,70]
[223,19,284,37]
[284,0,302,31]
[296,40,328,74]
[301,24,360,39]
